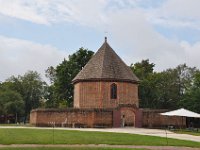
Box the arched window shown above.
[110,83,117,99]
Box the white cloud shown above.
[0,0,49,25]
[0,0,107,26]
[148,0,200,30]
[0,0,199,30]
[0,0,200,73]
[104,8,186,71]
[0,0,200,29]
[0,36,68,82]
[180,41,200,69]
[160,0,200,19]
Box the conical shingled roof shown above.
[72,37,139,83]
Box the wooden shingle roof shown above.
[72,37,139,83]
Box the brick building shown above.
[72,37,140,127]
[30,37,184,128]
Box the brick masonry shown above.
[74,81,139,109]
[30,108,113,127]
[30,107,184,128]
[141,109,186,128]
[30,80,184,128]
[30,80,140,128]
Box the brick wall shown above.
[74,81,138,109]
[30,108,113,127]
[29,111,37,125]
[141,109,186,128]
[30,107,185,128]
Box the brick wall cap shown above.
[31,108,116,113]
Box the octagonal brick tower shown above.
[72,37,139,109]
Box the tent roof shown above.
[160,108,200,118]
[72,37,139,84]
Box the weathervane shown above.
[104,31,108,42]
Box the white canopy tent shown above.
[160,108,200,118]
[160,108,200,144]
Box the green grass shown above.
[0,148,147,150]
[0,124,20,126]
[0,128,199,147]
[0,124,32,127]
[174,129,200,136]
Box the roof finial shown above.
[105,36,107,42]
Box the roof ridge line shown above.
[100,42,107,78]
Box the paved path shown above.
[0,144,199,150]
[0,126,200,142]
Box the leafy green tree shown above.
[0,90,24,123]
[7,71,46,121]
[153,70,180,109]
[135,71,178,109]
[44,85,58,108]
[130,59,155,80]
[46,48,94,107]
[161,64,198,109]
[45,66,56,84]
[175,64,197,97]
[131,61,198,110]
[181,71,200,113]
[130,59,155,108]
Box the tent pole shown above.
[165,116,168,146]
[181,116,184,130]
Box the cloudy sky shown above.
[1,0,200,82]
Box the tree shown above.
[43,85,58,108]
[130,59,156,108]
[0,90,24,123]
[175,64,197,97]
[46,48,94,107]
[181,71,200,113]
[131,61,198,110]
[7,71,47,121]
[130,59,155,80]
[159,64,198,109]
[45,66,56,84]
[152,70,180,109]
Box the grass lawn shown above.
[0,148,147,150]
[0,128,199,148]
[174,129,200,136]
[0,124,32,127]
